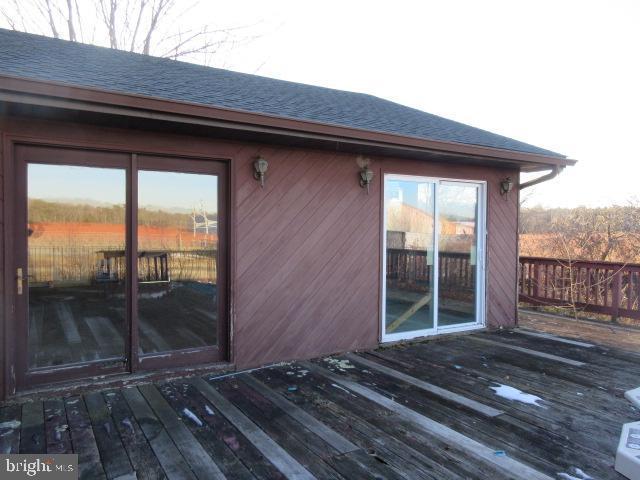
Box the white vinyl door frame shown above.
[381,174,487,343]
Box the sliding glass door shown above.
[14,146,227,389]
[382,175,485,341]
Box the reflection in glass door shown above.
[383,175,485,341]
[15,146,227,389]
[27,164,128,369]
[137,170,219,355]
[438,182,481,327]
[384,178,436,335]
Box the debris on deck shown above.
[490,384,546,407]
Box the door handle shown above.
[16,268,23,295]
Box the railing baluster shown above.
[518,256,640,321]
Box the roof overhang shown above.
[0,74,576,172]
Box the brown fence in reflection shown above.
[28,245,217,286]
[386,249,475,291]
[519,256,640,320]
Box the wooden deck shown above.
[520,308,640,352]
[1,330,638,479]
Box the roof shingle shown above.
[0,28,564,158]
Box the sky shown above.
[190,0,639,208]
[6,1,640,208]
[29,164,218,212]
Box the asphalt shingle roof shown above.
[0,29,563,158]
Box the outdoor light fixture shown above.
[500,177,514,197]
[357,156,374,194]
[253,156,268,188]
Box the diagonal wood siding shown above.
[0,115,520,391]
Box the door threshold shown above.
[380,325,486,348]
[5,361,235,405]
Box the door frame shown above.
[10,144,229,390]
[135,154,228,371]
[380,173,487,343]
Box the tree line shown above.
[520,204,640,262]
[28,198,216,230]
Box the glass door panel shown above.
[27,163,127,368]
[137,170,219,355]
[384,177,436,336]
[383,175,485,340]
[437,182,480,327]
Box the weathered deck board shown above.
[333,353,616,479]
[103,390,166,480]
[214,377,343,479]
[302,360,554,480]
[84,391,135,479]
[0,404,21,454]
[121,386,197,480]
[137,383,225,480]
[254,364,502,480]
[20,401,45,454]
[239,374,358,454]
[44,398,72,454]
[3,330,635,480]
[157,381,259,480]
[191,376,314,480]
[64,396,106,480]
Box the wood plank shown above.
[230,372,414,480]
[342,352,614,478]
[302,361,554,480]
[515,328,595,347]
[84,391,135,479]
[137,383,225,480]
[468,336,586,366]
[64,396,106,480]
[190,376,315,480]
[157,381,259,480]
[344,353,504,418]
[254,365,496,480]
[215,377,344,479]
[103,390,167,480]
[44,398,72,453]
[480,330,640,374]
[373,341,629,467]
[121,387,197,480]
[20,401,45,454]
[0,404,22,454]
[240,374,358,454]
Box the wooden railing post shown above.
[611,269,622,323]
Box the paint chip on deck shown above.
[182,408,203,426]
[557,467,593,480]
[0,420,21,430]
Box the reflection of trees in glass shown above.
[28,199,220,229]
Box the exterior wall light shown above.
[357,156,374,194]
[253,156,268,188]
[500,177,514,197]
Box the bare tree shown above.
[0,0,259,64]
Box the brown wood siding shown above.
[0,115,519,395]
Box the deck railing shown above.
[386,249,475,290]
[519,256,640,320]
[28,245,217,286]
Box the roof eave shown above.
[0,73,576,170]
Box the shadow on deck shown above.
[1,329,638,479]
